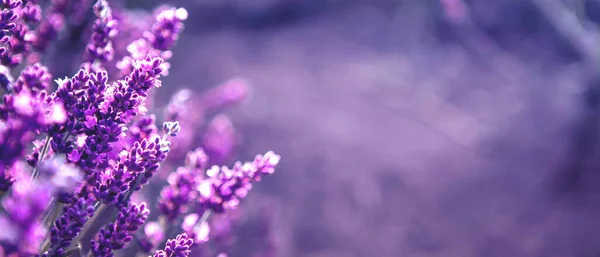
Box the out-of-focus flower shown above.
[197,151,281,213]
[0,163,52,254]
[0,64,13,90]
[14,63,52,93]
[138,221,165,253]
[0,0,23,67]
[152,233,193,257]
[158,148,206,221]
[82,0,118,71]
[20,2,42,25]
[31,13,64,53]
[0,82,65,191]
[116,6,187,77]
[181,213,210,244]
[37,156,83,202]
[199,78,250,111]
[202,114,236,164]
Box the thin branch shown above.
[529,0,600,65]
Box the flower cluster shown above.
[197,151,281,213]
[90,202,149,257]
[158,148,207,221]
[0,1,280,256]
[153,233,193,257]
[116,6,187,77]
[82,0,118,70]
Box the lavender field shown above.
[2,0,600,257]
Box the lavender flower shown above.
[116,6,187,77]
[90,202,149,257]
[138,221,164,253]
[37,156,84,202]
[43,197,95,257]
[197,151,281,213]
[146,7,187,52]
[0,163,52,253]
[0,64,13,90]
[94,135,170,204]
[181,213,209,244]
[20,2,42,25]
[158,150,204,220]
[0,2,282,256]
[0,0,20,33]
[31,0,67,53]
[13,63,52,93]
[0,87,65,191]
[0,0,24,67]
[202,114,236,164]
[49,56,165,200]
[83,0,118,70]
[125,114,159,145]
[152,233,193,257]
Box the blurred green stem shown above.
[31,135,52,182]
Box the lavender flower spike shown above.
[146,7,187,51]
[152,233,193,257]
[90,202,149,257]
[158,149,206,221]
[0,0,23,67]
[43,197,95,257]
[83,0,118,69]
[197,151,281,213]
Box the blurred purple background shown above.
[132,0,600,256]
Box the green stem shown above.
[39,199,63,254]
[193,209,212,233]
[31,135,52,182]
[64,202,105,251]
[60,242,82,257]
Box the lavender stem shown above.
[31,135,52,181]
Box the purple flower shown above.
[137,221,164,253]
[90,202,149,257]
[37,156,84,202]
[202,114,236,164]
[0,0,24,67]
[116,6,187,77]
[181,213,210,244]
[0,0,20,31]
[93,134,170,204]
[146,7,187,52]
[43,197,95,257]
[127,114,159,144]
[157,148,206,220]
[20,2,42,24]
[0,64,13,90]
[83,0,118,70]
[0,163,52,254]
[158,168,197,220]
[199,78,249,111]
[196,151,280,213]
[163,121,180,137]
[152,233,193,257]
[0,87,65,191]
[109,114,159,160]
[50,56,165,202]
[13,63,52,93]
[31,13,64,53]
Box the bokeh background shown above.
[125,0,600,256]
